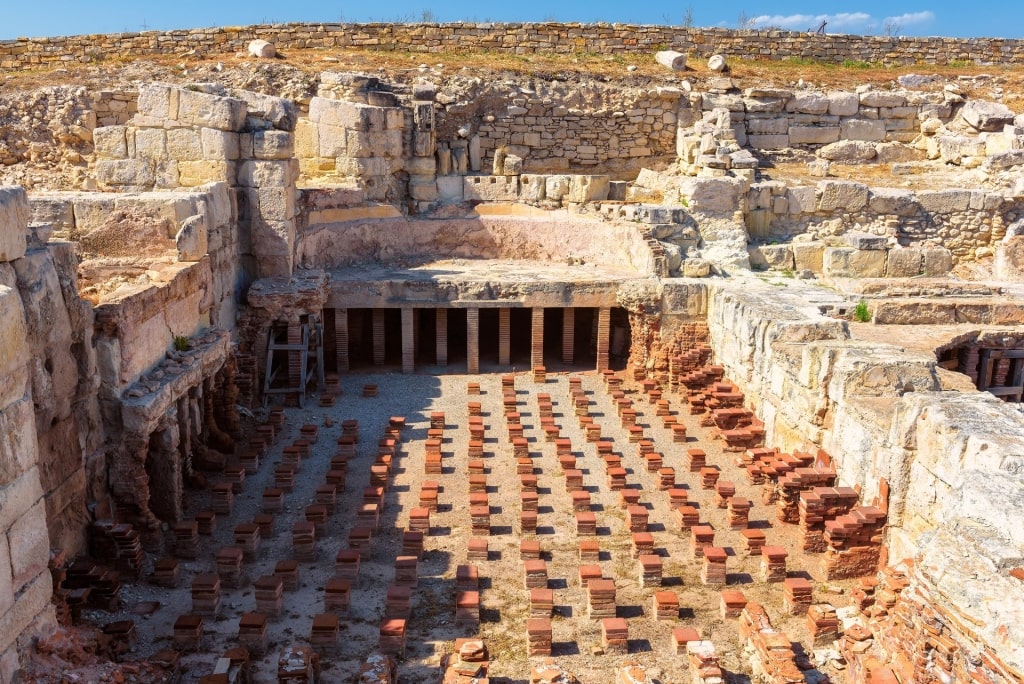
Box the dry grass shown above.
[7,43,1024,101]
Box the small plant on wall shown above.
[853,300,871,323]
[173,334,191,351]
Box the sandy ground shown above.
[87,367,853,683]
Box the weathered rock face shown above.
[0,187,58,683]
[706,280,1024,682]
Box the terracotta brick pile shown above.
[738,602,805,684]
[686,640,723,684]
[820,506,887,580]
[773,466,837,523]
[799,486,860,552]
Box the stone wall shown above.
[3,23,1024,70]
[742,180,1015,266]
[93,84,297,278]
[705,280,1024,681]
[0,187,59,684]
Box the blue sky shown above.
[1,1,1018,40]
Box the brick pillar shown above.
[436,308,448,367]
[401,308,415,374]
[499,307,511,366]
[562,308,575,364]
[335,308,349,372]
[596,307,611,372]
[531,307,544,370]
[467,307,480,374]
[372,309,386,366]
[287,318,303,405]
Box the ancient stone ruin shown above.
[0,20,1023,684]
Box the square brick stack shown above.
[672,424,688,443]
[394,556,418,588]
[700,468,720,490]
[671,627,701,655]
[691,526,715,557]
[467,538,489,561]
[456,564,479,592]
[470,506,490,536]
[638,555,663,587]
[727,497,751,530]
[713,481,736,508]
[701,547,728,586]
[292,522,316,562]
[631,532,654,557]
[274,561,299,593]
[760,546,788,583]
[675,506,700,530]
[467,459,486,475]
[686,449,706,472]
[173,522,199,559]
[418,488,438,513]
[783,578,813,615]
[588,579,616,619]
[357,503,381,531]
[153,558,179,588]
[575,512,597,536]
[305,505,328,536]
[579,541,600,563]
[619,489,641,508]
[324,579,351,614]
[607,468,628,490]
[255,575,283,618]
[601,618,628,655]
[334,550,360,584]
[565,470,584,492]
[215,547,244,588]
[521,510,538,534]
[741,529,766,556]
[212,483,234,515]
[521,540,541,560]
[521,491,539,512]
[720,590,747,618]
[571,490,591,511]
[190,574,220,616]
[627,506,648,533]
[254,514,275,539]
[385,584,411,619]
[455,591,480,628]
[379,619,406,657]
[238,612,267,656]
[311,614,340,654]
[409,508,430,533]
[273,465,295,492]
[653,591,679,620]
[526,618,552,657]
[579,564,603,587]
[173,614,204,652]
[530,588,554,618]
[807,604,839,646]
[659,468,676,490]
[195,511,215,536]
[524,560,547,589]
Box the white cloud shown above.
[751,12,871,31]
[883,11,936,26]
[749,10,934,33]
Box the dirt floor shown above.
[79,365,857,683]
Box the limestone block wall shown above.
[296,211,657,274]
[459,83,684,177]
[93,84,297,278]
[681,87,955,155]
[3,23,1024,70]
[705,281,1024,681]
[741,180,1011,266]
[0,187,59,684]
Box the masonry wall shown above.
[3,23,1024,70]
